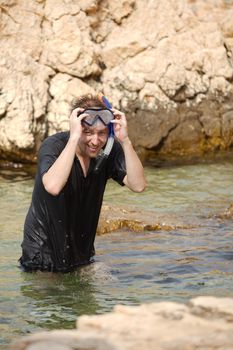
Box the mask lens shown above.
[82,108,113,126]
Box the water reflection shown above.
[20,269,101,329]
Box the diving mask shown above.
[80,107,114,127]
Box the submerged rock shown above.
[10,296,233,350]
[215,203,233,219]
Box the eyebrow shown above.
[83,127,108,133]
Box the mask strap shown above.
[94,95,115,173]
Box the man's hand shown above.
[69,107,85,140]
[111,108,129,143]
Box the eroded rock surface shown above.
[10,296,233,350]
[0,0,233,161]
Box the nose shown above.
[90,133,100,146]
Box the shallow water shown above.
[1,158,233,348]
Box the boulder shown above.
[10,296,233,350]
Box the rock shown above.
[101,0,233,156]
[0,42,54,161]
[10,296,233,350]
[216,203,233,219]
[97,204,199,234]
[41,0,101,78]
[47,73,95,135]
[0,0,233,162]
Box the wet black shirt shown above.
[19,132,126,272]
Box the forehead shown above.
[83,124,108,132]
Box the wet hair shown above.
[71,94,106,112]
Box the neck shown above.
[76,147,90,177]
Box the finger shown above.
[112,110,126,120]
[78,112,88,121]
[111,119,123,124]
[72,107,85,117]
[74,107,84,112]
[111,119,123,125]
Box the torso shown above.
[20,132,126,272]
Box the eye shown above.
[84,130,92,136]
[99,130,108,137]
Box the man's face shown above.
[78,124,109,158]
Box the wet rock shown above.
[216,203,233,219]
[97,204,199,234]
[10,296,233,350]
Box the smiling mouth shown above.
[88,146,99,152]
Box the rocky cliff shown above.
[0,0,233,162]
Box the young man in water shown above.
[19,94,146,272]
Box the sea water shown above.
[1,156,233,348]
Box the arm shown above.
[111,109,146,193]
[42,107,85,196]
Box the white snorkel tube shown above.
[94,94,115,173]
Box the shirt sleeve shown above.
[38,135,66,177]
[107,140,126,186]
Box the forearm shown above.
[42,137,78,196]
[121,137,146,192]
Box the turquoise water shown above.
[1,158,233,348]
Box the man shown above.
[19,94,146,272]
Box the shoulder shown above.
[40,131,69,150]
[106,139,126,184]
[110,139,124,156]
[38,131,69,158]
[111,139,122,151]
[42,131,69,147]
[107,139,125,165]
